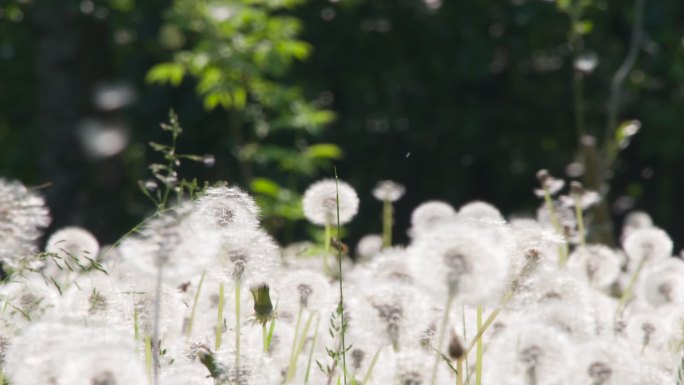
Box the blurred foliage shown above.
[0,0,684,248]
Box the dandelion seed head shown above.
[302,179,359,226]
[622,227,673,265]
[458,200,506,225]
[356,234,383,261]
[0,178,51,267]
[372,180,405,202]
[411,219,509,305]
[190,185,260,235]
[368,247,414,284]
[215,229,279,287]
[534,169,565,197]
[623,312,671,352]
[642,260,684,307]
[567,245,622,289]
[409,200,456,236]
[276,269,330,311]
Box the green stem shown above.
[296,312,315,365]
[382,200,393,248]
[476,305,484,385]
[360,348,382,385]
[574,196,586,247]
[430,293,454,385]
[186,270,206,338]
[334,170,348,385]
[542,188,568,265]
[144,335,153,385]
[236,282,242,371]
[215,281,224,351]
[461,305,469,381]
[616,257,647,320]
[457,358,463,385]
[263,323,268,352]
[286,305,305,382]
[304,315,321,385]
[134,305,140,341]
[324,223,332,275]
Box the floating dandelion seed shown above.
[302,179,359,226]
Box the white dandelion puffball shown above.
[622,227,673,265]
[356,234,383,260]
[641,259,684,307]
[44,227,100,277]
[567,244,622,289]
[372,180,405,202]
[0,178,51,266]
[189,185,260,235]
[409,200,456,235]
[458,200,506,224]
[410,218,509,305]
[302,179,359,226]
[484,322,575,385]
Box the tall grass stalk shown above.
[382,200,393,247]
[215,281,224,351]
[185,270,206,338]
[430,293,454,385]
[334,168,348,385]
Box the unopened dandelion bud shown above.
[250,284,275,326]
[447,331,464,360]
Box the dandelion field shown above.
[1,144,683,385]
[2,0,684,384]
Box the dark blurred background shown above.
[1,0,682,250]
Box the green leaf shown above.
[146,63,185,86]
[574,20,593,35]
[306,144,343,160]
[251,178,281,197]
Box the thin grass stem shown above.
[286,305,305,382]
[361,348,382,385]
[334,169,348,385]
[304,315,321,385]
[215,281,224,351]
[475,305,484,385]
[430,293,454,385]
[185,270,206,338]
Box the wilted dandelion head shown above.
[355,234,383,261]
[191,185,260,233]
[567,245,621,289]
[372,180,405,202]
[534,169,565,197]
[302,179,359,226]
[0,178,51,267]
[409,200,456,236]
[622,227,672,265]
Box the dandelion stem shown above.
[144,335,153,385]
[134,305,140,341]
[152,262,164,385]
[382,200,393,248]
[616,257,647,321]
[361,348,382,385]
[430,293,454,385]
[304,315,321,385]
[456,357,463,385]
[334,169,348,385]
[185,270,206,338]
[461,305,469,380]
[215,281,224,351]
[542,188,568,265]
[263,322,268,352]
[236,281,242,371]
[286,305,305,381]
[324,223,332,275]
[465,291,514,357]
[475,305,484,385]
[574,196,586,247]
